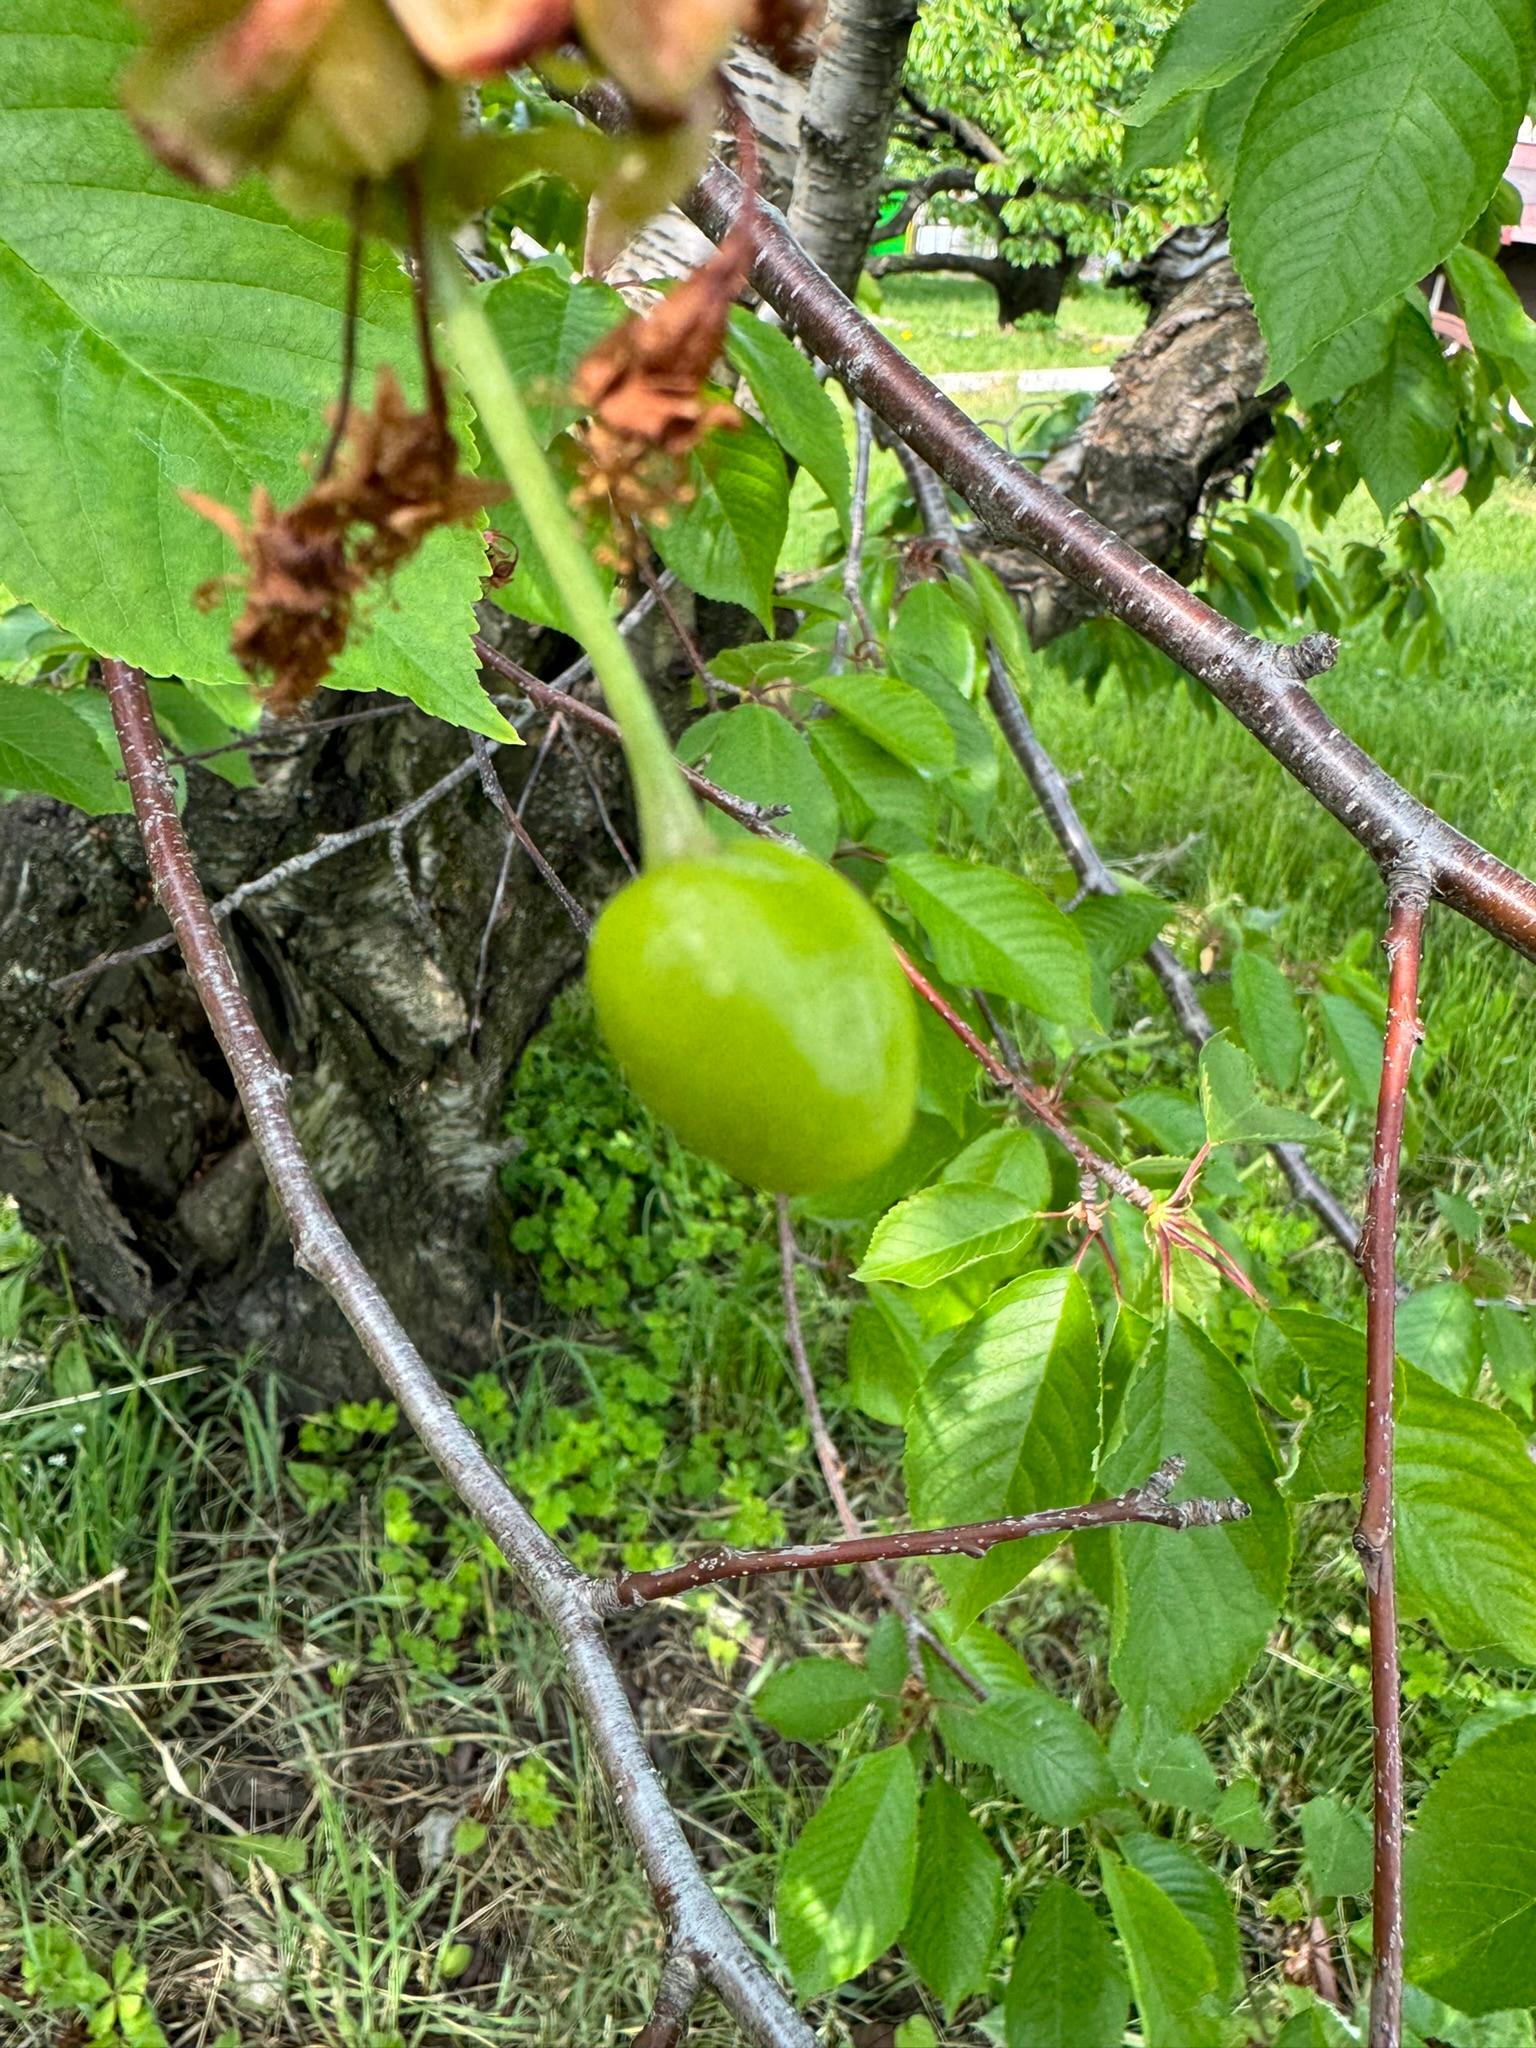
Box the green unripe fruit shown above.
[587,839,919,1194]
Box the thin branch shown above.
[602,1457,1249,1610]
[635,550,721,706]
[833,400,876,665]
[98,659,816,2048]
[638,129,1536,961]
[471,734,592,937]
[635,1946,702,2048]
[775,1199,984,1698]
[472,636,793,839]
[1354,872,1429,2048]
[894,445,1359,1257]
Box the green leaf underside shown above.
[906,1269,1101,1626]
[1230,0,1536,381]
[1103,1318,1288,1730]
[0,0,507,740]
[776,1745,919,1996]
[1231,951,1305,1090]
[1199,1032,1327,1146]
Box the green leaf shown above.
[810,716,940,850]
[1199,1031,1328,1147]
[1288,301,1397,408]
[1121,1831,1243,2002]
[890,583,976,701]
[480,265,625,444]
[1398,1364,1536,1663]
[1334,295,1458,514]
[929,1622,1117,1825]
[1108,1712,1221,1816]
[776,1745,920,1996]
[1128,0,1321,124]
[1298,1793,1372,1898]
[1005,1881,1128,2048]
[885,852,1095,1034]
[1434,1187,1483,1244]
[1098,1852,1226,2048]
[754,1658,879,1743]
[905,1270,1101,1625]
[846,1297,929,1426]
[650,415,788,628]
[902,1776,1003,2012]
[1405,1718,1536,2011]
[1231,952,1305,1091]
[1316,990,1382,1112]
[0,685,130,813]
[148,681,255,790]
[1071,891,1170,976]
[1445,243,1536,416]
[0,0,505,737]
[725,308,851,533]
[1103,1317,1289,1730]
[1484,1302,1536,1418]
[1396,1282,1481,1393]
[810,671,956,775]
[1212,1776,1276,1850]
[676,703,839,859]
[858,1183,1039,1291]
[1254,1307,1363,1499]
[1229,0,1536,382]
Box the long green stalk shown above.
[431,235,705,867]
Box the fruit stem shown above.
[429,232,706,867]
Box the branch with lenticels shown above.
[572,89,1536,962]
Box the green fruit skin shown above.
[587,840,919,1195]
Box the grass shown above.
[869,272,1146,376]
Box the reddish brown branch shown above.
[635,1946,702,2048]
[601,1456,1249,1610]
[99,658,816,2048]
[894,445,1360,1257]
[613,117,1536,960]
[1354,873,1428,2048]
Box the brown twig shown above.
[629,124,1536,960]
[471,734,592,937]
[635,1946,702,2048]
[1354,871,1429,2048]
[601,1456,1248,1610]
[315,181,368,482]
[894,445,1360,1256]
[775,1199,984,1697]
[471,635,793,839]
[635,549,721,706]
[99,658,815,2048]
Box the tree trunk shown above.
[787,0,920,295]
[976,250,1274,643]
[870,249,1074,326]
[0,609,698,1403]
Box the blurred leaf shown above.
[754,1658,878,1743]
[725,308,850,533]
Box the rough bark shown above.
[0,609,695,1402]
[975,248,1273,645]
[786,0,920,295]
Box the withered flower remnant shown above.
[185,367,502,711]
[568,223,750,543]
